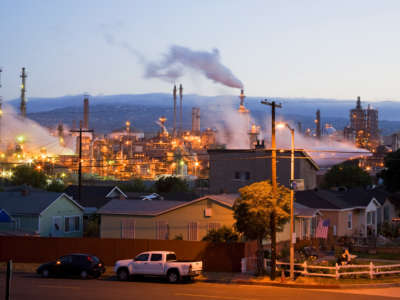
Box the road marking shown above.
[38,285,80,290]
[175,293,255,300]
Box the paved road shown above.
[1,273,400,299]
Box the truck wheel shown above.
[117,268,129,281]
[167,270,179,283]
[41,269,49,278]
[80,270,88,279]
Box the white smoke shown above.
[0,105,74,156]
[102,32,243,89]
[145,46,243,89]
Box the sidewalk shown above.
[2,263,400,289]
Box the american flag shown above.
[316,219,330,239]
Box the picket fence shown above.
[241,257,400,279]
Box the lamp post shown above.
[277,122,295,280]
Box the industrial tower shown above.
[179,84,183,135]
[173,85,177,137]
[20,67,27,118]
[315,109,321,139]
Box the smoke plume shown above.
[145,46,243,89]
[102,32,243,89]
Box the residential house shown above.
[208,149,319,194]
[0,191,84,237]
[295,188,382,237]
[98,194,319,242]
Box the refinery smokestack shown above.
[192,107,200,135]
[83,95,89,129]
[179,84,183,134]
[315,109,321,139]
[173,85,177,137]
[20,67,27,118]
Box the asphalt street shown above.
[1,273,400,300]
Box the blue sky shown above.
[1,0,400,101]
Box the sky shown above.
[1,0,400,101]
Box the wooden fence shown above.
[241,257,400,279]
[0,236,244,272]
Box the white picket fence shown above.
[241,257,400,279]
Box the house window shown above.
[64,216,80,233]
[245,172,250,180]
[347,213,352,230]
[156,221,169,240]
[372,211,376,225]
[121,219,135,239]
[207,223,221,232]
[234,172,240,180]
[384,206,390,222]
[333,225,337,236]
[367,212,372,225]
[187,222,198,241]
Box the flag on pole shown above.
[316,219,330,239]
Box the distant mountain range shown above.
[5,93,400,135]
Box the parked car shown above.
[114,251,202,283]
[36,253,105,279]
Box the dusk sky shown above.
[1,0,400,101]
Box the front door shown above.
[145,253,164,275]
[132,253,149,274]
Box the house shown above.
[208,149,319,194]
[295,188,382,237]
[98,193,319,242]
[0,191,84,237]
[98,194,237,240]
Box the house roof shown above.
[295,188,382,210]
[0,192,83,215]
[98,199,184,216]
[294,202,320,217]
[98,193,239,216]
[64,185,126,208]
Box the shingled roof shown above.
[64,185,126,208]
[0,192,83,215]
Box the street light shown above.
[277,122,295,280]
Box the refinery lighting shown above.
[16,135,25,143]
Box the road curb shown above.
[198,278,400,289]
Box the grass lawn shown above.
[353,252,400,261]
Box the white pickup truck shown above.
[114,251,203,283]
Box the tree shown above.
[323,163,371,189]
[46,180,66,192]
[202,226,239,243]
[234,180,290,278]
[380,150,400,192]
[118,178,148,192]
[12,165,47,188]
[154,176,188,193]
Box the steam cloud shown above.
[0,105,74,156]
[102,32,243,89]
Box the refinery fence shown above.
[0,236,244,272]
[241,257,400,279]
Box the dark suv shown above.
[37,254,105,279]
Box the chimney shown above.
[20,67,27,118]
[83,96,89,129]
[191,107,200,135]
[315,109,321,139]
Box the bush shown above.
[202,226,239,243]
[155,176,188,193]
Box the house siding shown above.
[39,195,83,237]
[0,215,38,233]
[100,199,235,240]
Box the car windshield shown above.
[91,256,100,263]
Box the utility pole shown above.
[70,121,93,203]
[261,99,282,280]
